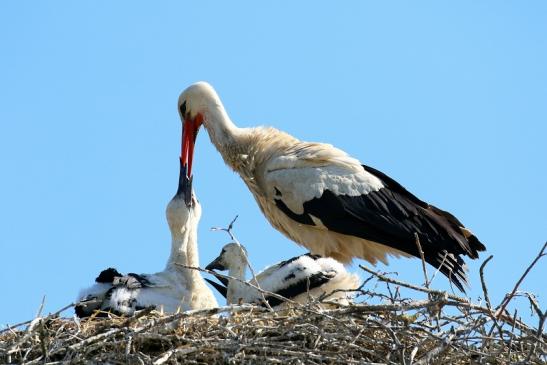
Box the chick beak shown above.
[205,255,226,271]
[176,157,193,207]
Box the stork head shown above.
[178,82,236,175]
[166,154,202,235]
[177,82,218,176]
[205,242,248,272]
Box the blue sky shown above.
[1,2,545,326]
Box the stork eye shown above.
[179,101,187,117]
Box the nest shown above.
[2,238,546,364]
[2,253,546,365]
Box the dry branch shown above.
[495,241,546,319]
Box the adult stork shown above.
[205,242,360,308]
[75,143,218,317]
[178,82,486,291]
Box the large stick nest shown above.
[1,260,545,365]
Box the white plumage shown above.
[205,242,360,308]
[75,157,218,317]
[178,82,486,291]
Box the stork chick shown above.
[75,152,218,317]
[205,242,360,308]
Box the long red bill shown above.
[180,114,203,178]
[181,119,192,177]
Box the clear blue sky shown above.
[1,2,545,326]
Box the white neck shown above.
[203,101,244,158]
[165,218,201,286]
[226,262,247,304]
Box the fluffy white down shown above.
[77,283,112,307]
[106,283,193,315]
[76,267,217,316]
[228,253,360,307]
[115,271,214,315]
[76,180,218,316]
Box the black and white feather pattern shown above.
[75,268,152,317]
[177,82,486,293]
[206,244,360,308]
[272,164,485,291]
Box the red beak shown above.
[180,113,203,179]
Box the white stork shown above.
[75,149,218,317]
[205,242,360,308]
[177,82,486,291]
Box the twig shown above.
[479,255,504,347]
[414,233,429,289]
[520,291,543,319]
[211,215,274,311]
[479,255,494,310]
[35,296,46,318]
[527,311,547,362]
[359,264,465,302]
[358,264,537,334]
[153,347,197,365]
[414,332,456,365]
[495,241,546,319]
[1,302,75,335]
[428,251,448,287]
[505,309,518,360]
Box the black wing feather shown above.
[277,253,322,268]
[95,268,123,283]
[274,164,486,291]
[205,278,228,298]
[77,267,125,318]
[261,271,335,307]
